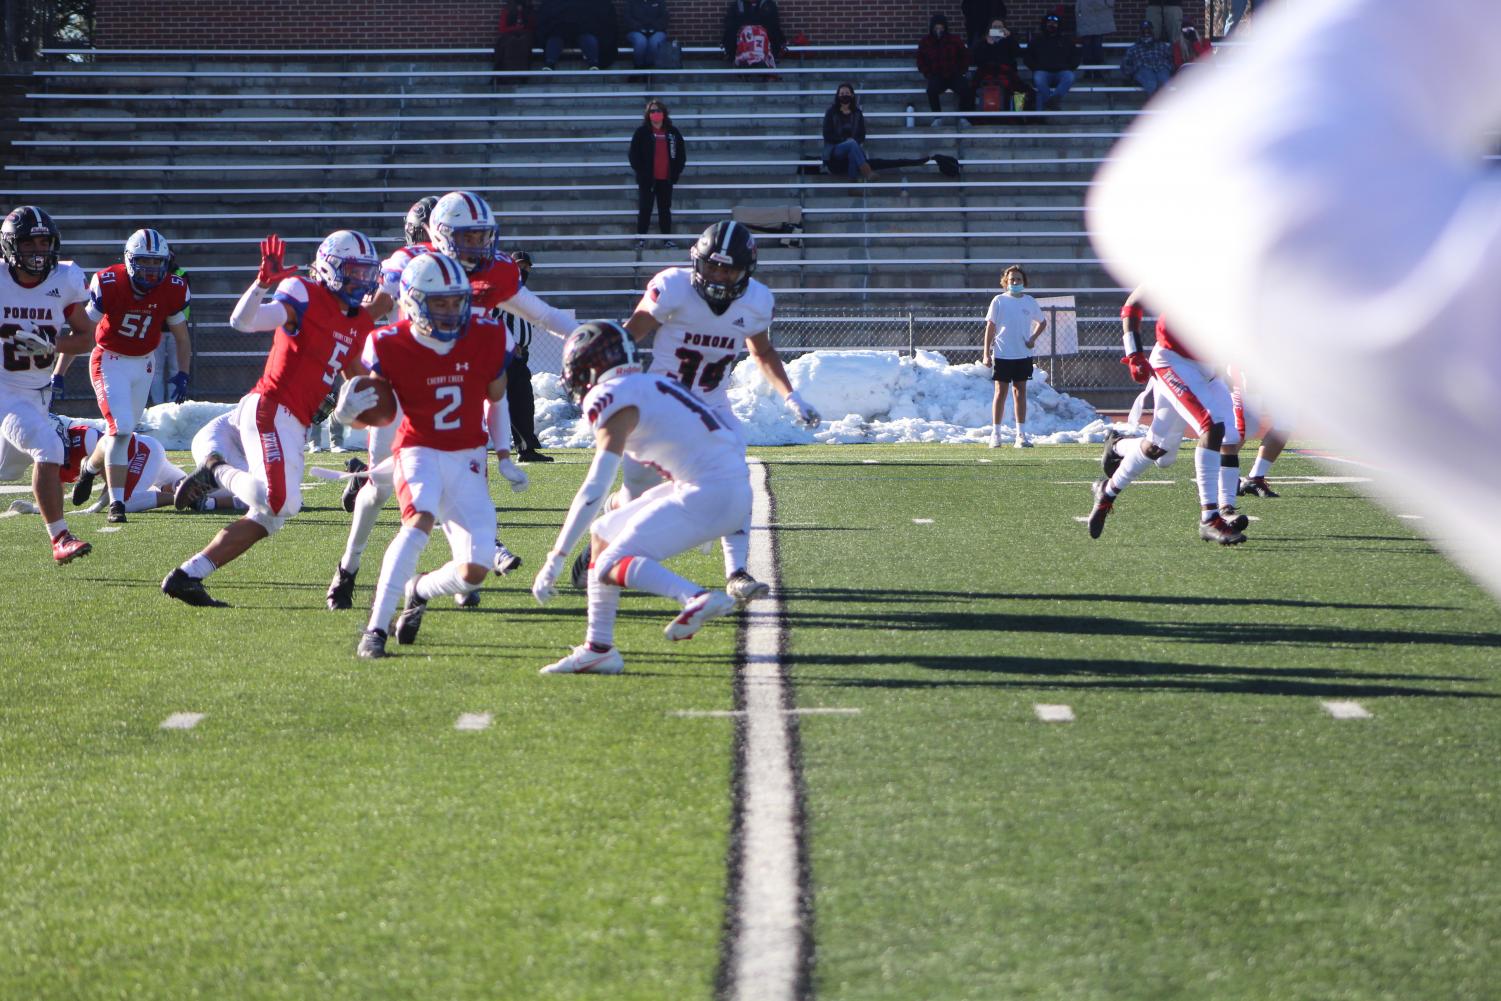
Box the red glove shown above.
[256,234,298,287]
[1121,351,1152,384]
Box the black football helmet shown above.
[561,320,641,403]
[403,194,440,246]
[2,206,61,278]
[690,221,756,309]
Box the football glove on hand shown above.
[785,391,820,428]
[532,551,567,605]
[168,371,190,405]
[332,378,379,425]
[256,234,298,288]
[496,456,529,493]
[1122,351,1152,384]
[49,373,66,400]
[13,328,54,357]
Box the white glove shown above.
[11,328,54,357]
[532,551,566,604]
[496,456,529,493]
[785,391,820,428]
[333,379,378,425]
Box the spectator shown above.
[1119,20,1173,97]
[628,98,687,249]
[822,82,877,181]
[1024,12,1080,111]
[1173,25,1212,70]
[625,0,671,69]
[1144,0,1182,42]
[493,0,535,74]
[722,0,785,68]
[538,0,617,70]
[1074,0,1115,73]
[961,0,1009,48]
[981,265,1046,448]
[917,13,975,128]
[498,251,552,463]
[971,18,1023,113]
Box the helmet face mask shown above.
[400,252,472,344]
[690,221,756,308]
[430,191,499,274]
[561,320,641,403]
[123,228,173,294]
[2,206,61,278]
[312,230,380,308]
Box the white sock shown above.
[1249,456,1273,479]
[82,456,102,475]
[621,556,701,604]
[108,486,126,503]
[179,552,217,579]
[45,518,67,540]
[1193,446,1221,511]
[721,522,751,579]
[366,524,428,633]
[1107,439,1153,496]
[415,563,478,600]
[585,576,621,649]
[341,479,393,573]
[1219,455,1240,509]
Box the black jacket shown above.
[722,0,786,56]
[1024,30,1080,72]
[822,104,866,146]
[629,124,687,185]
[972,34,1021,77]
[625,0,669,34]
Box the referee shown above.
[495,251,552,462]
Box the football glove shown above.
[786,391,820,428]
[332,378,379,425]
[169,371,191,405]
[256,234,298,288]
[496,456,529,493]
[13,328,54,357]
[1122,351,1152,384]
[532,551,567,605]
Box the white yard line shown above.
[454,712,492,731]
[160,712,204,730]
[1321,700,1373,720]
[1034,704,1076,723]
[672,707,859,719]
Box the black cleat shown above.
[357,628,388,659]
[1240,476,1280,499]
[341,457,369,513]
[71,467,98,506]
[1100,429,1123,480]
[1087,478,1114,539]
[1219,509,1250,533]
[455,589,480,609]
[106,501,127,524]
[161,568,229,607]
[173,456,222,511]
[326,564,357,610]
[569,548,591,589]
[394,574,429,645]
[517,449,554,463]
[1199,515,1247,545]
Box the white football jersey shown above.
[636,266,774,408]
[0,261,89,391]
[581,372,746,485]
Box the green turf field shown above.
[2,443,1497,1000]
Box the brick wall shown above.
[95,1,1202,50]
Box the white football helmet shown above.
[400,252,472,343]
[429,191,498,274]
[311,230,380,308]
[123,228,173,294]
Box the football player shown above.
[531,320,748,675]
[1087,288,1247,544]
[50,415,236,514]
[1229,366,1289,499]
[58,229,192,523]
[0,206,98,562]
[161,231,379,607]
[327,190,574,611]
[353,253,513,659]
[570,221,819,602]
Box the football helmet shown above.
[399,252,472,343]
[561,320,641,402]
[403,194,440,246]
[1,205,60,278]
[123,228,173,294]
[310,229,380,308]
[690,221,756,308]
[429,191,498,274]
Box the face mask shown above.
[649,111,665,123]
[839,94,852,104]
[989,29,1003,40]
[934,26,945,36]
[1008,283,1024,294]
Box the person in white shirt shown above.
[980,265,1046,448]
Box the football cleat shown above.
[173,456,221,511]
[71,467,98,506]
[51,530,92,564]
[1240,476,1280,498]
[455,589,480,608]
[665,590,737,641]
[160,567,228,606]
[1219,509,1250,532]
[493,541,523,576]
[341,457,368,513]
[356,628,388,659]
[1100,429,1123,479]
[540,644,625,675]
[569,548,591,589]
[106,501,127,524]
[326,564,357,610]
[517,449,554,463]
[1086,478,1113,539]
[1016,433,1032,448]
[987,435,1002,449]
[393,574,429,645]
[726,569,770,604]
[1199,515,1247,545]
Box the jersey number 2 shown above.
[434,385,462,430]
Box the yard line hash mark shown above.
[160,712,205,730]
[454,712,492,731]
[912,518,934,525]
[1034,704,1076,723]
[1322,701,1372,720]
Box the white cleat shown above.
[665,590,738,641]
[726,570,770,604]
[8,498,39,515]
[540,644,625,675]
[987,436,1002,449]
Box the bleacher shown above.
[3,44,1145,406]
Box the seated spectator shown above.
[918,13,974,128]
[538,0,617,70]
[625,0,671,70]
[1119,20,1173,97]
[822,82,877,181]
[962,0,1010,49]
[1173,25,1212,71]
[1024,12,1081,111]
[971,16,1023,110]
[494,0,536,74]
[1074,0,1115,73]
[722,0,786,68]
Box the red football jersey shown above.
[90,264,190,356]
[59,424,155,496]
[467,254,523,311]
[367,315,509,452]
[1153,313,1196,360]
[252,277,375,426]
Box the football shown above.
[347,374,396,428]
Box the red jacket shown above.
[918,32,970,79]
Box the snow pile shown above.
[537,349,1107,447]
[134,401,236,451]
